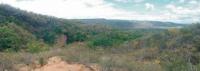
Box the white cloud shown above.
[166,4,200,15]
[114,0,144,3]
[189,0,197,4]
[179,0,185,3]
[145,3,154,11]
[133,0,144,3]
[1,0,133,19]
[0,0,199,23]
[0,0,157,21]
[166,4,200,23]
[114,0,129,3]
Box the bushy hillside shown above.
[0,4,86,44]
[0,4,144,51]
[127,23,200,71]
[0,23,47,52]
[136,23,200,50]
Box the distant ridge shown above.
[75,19,186,29]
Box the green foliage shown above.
[65,32,87,43]
[88,30,142,48]
[0,23,48,52]
[0,5,145,48]
[0,4,79,44]
[89,36,114,47]
[0,25,21,51]
[42,31,57,44]
[26,41,48,53]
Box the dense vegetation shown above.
[132,23,200,71]
[0,4,144,51]
[1,4,200,71]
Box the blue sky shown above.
[0,0,200,23]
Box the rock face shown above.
[17,56,100,71]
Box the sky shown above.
[0,0,200,23]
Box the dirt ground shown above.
[16,56,100,71]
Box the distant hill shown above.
[0,4,88,44]
[0,4,132,46]
[0,4,189,51]
[76,19,186,29]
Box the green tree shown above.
[0,26,21,51]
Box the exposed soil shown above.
[16,56,100,71]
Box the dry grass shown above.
[0,42,163,71]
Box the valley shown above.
[0,4,200,71]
